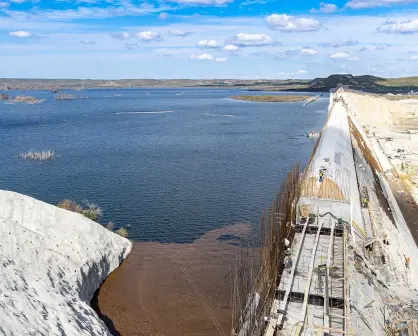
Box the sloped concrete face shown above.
[300,101,363,234]
[0,190,132,336]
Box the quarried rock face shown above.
[0,190,132,336]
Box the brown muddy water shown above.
[94,224,250,336]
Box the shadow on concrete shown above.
[91,286,121,336]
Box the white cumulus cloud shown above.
[320,40,359,48]
[377,19,418,34]
[173,0,232,5]
[159,12,168,20]
[197,39,218,47]
[80,40,96,45]
[110,32,131,40]
[190,53,213,60]
[224,44,239,51]
[9,31,31,38]
[310,2,338,13]
[136,31,162,42]
[301,48,318,56]
[215,57,228,62]
[330,52,350,59]
[330,52,359,60]
[266,14,321,32]
[168,29,191,37]
[296,70,308,75]
[230,33,274,46]
[345,0,416,9]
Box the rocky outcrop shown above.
[0,93,8,100]
[0,190,132,336]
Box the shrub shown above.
[57,199,83,213]
[81,201,102,222]
[58,199,128,238]
[17,150,55,161]
[57,199,102,222]
[82,208,101,222]
[106,221,115,231]
[115,228,128,238]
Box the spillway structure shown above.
[262,92,364,335]
[233,89,385,336]
[234,88,418,336]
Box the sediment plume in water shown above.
[94,223,250,336]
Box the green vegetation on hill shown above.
[266,74,418,93]
[377,77,418,87]
[307,74,385,91]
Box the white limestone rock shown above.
[0,190,133,336]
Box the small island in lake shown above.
[230,95,311,102]
[10,95,45,104]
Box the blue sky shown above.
[1,0,418,79]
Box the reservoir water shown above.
[0,88,328,242]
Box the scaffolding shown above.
[231,164,301,336]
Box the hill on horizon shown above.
[1,74,418,93]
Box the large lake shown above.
[0,88,328,242]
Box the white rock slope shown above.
[0,190,132,336]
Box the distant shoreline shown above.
[2,73,417,93]
[230,95,311,103]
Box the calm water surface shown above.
[0,88,328,242]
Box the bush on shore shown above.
[57,200,129,238]
[57,199,83,213]
[81,202,102,222]
[115,228,129,238]
[106,221,115,231]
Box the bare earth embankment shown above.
[342,91,418,206]
[342,90,418,243]
[95,224,250,336]
[230,95,310,102]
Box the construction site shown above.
[232,88,418,336]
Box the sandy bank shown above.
[230,95,310,103]
[95,223,250,336]
[0,190,132,336]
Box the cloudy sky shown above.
[1,0,418,79]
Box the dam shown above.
[233,88,418,336]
